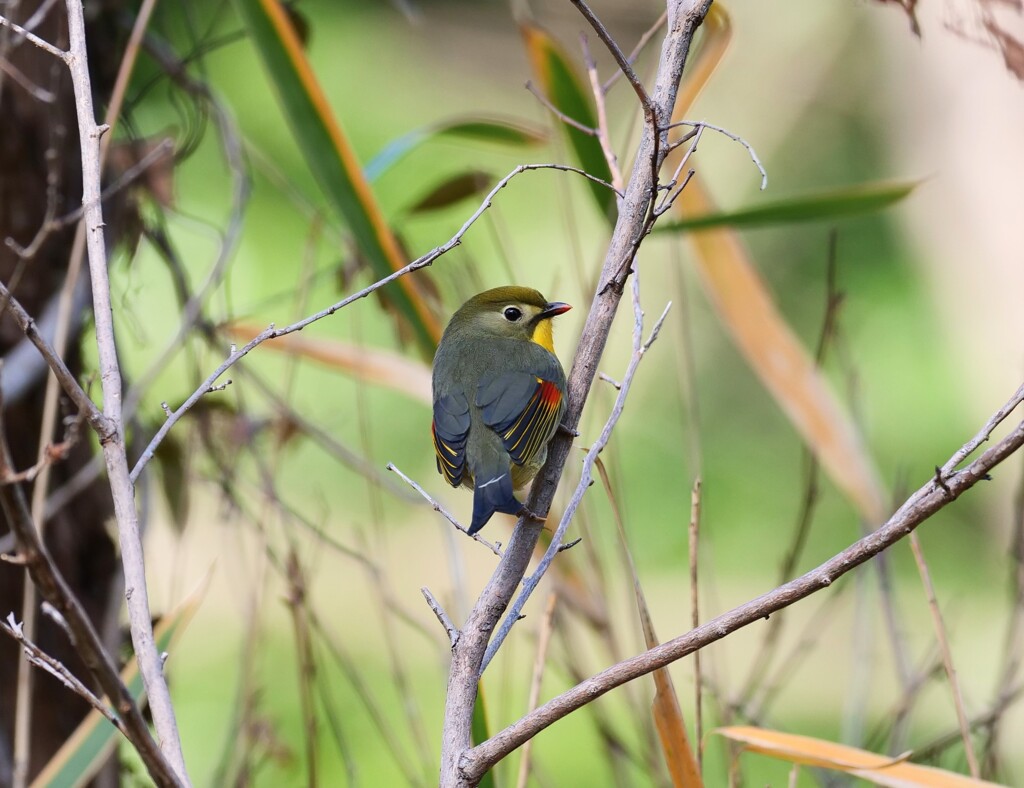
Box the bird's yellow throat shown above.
[531,318,556,354]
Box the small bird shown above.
[431,286,571,534]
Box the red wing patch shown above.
[500,378,563,466]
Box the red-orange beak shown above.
[539,301,572,319]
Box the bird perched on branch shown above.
[432,286,571,534]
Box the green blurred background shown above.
[104,0,1024,784]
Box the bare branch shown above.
[387,464,502,557]
[130,162,622,485]
[439,4,713,783]
[0,281,110,437]
[0,13,68,60]
[62,0,187,779]
[461,387,1024,778]
[525,80,598,136]
[0,614,126,737]
[422,587,459,648]
[0,382,181,787]
[480,273,671,672]
[663,119,768,190]
[568,0,655,124]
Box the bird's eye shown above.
[503,306,523,322]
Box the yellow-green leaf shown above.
[232,0,441,355]
[655,181,917,232]
[670,5,888,523]
[521,23,615,221]
[365,118,547,182]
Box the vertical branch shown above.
[439,2,714,785]
[61,1,188,781]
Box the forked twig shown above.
[387,464,502,557]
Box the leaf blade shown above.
[232,0,441,354]
[521,23,615,220]
[715,727,1004,787]
[32,579,208,788]
[655,181,918,233]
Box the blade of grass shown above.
[665,3,889,522]
[521,22,615,220]
[655,180,917,232]
[365,118,547,182]
[596,457,703,788]
[675,176,888,523]
[472,683,496,788]
[232,0,441,354]
[32,578,208,788]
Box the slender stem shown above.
[62,0,188,781]
[462,399,1024,779]
[0,386,180,787]
[439,3,714,784]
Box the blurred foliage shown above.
[81,0,1024,785]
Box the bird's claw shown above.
[518,506,546,524]
[557,422,579,438]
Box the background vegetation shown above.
[3,0,1023,785]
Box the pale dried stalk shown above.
[461,391,1024,780]
[62,1,187,781]
[440,3,714,785]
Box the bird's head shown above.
[447,286,571,353]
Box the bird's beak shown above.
[538,301,572,319]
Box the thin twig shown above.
[908,532,980,777]
[602,11,667,93]
[514,594,557,788]
[525,80,598,136]
[481,271,671,672]
[0,281,110,436]
[568,0,655,124]
[0,614,126,736]
[130,162,622,484]
[460,386,1024,779]
[0,378,181,787]
[63,1,188,779]
[422,587,459,648]
[688,477,703,772]
[580,34,623,193]
[0,13,68,59]
[387,463,502,556]
[663,119,768,190]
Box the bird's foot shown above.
[517,505,547,524]
[557,421,579,438]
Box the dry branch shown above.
[460,386,1024,780]
[440,2,714,785]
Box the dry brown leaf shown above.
[224,322,431,404]
[716,726,1005,787]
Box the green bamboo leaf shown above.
[32,581,207,788]
[521,23,616,221]
[232,0,441,354]
[408,170,493,214]
[471,682,496,788]
[656,181,918,233]
[365,118,547,182]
